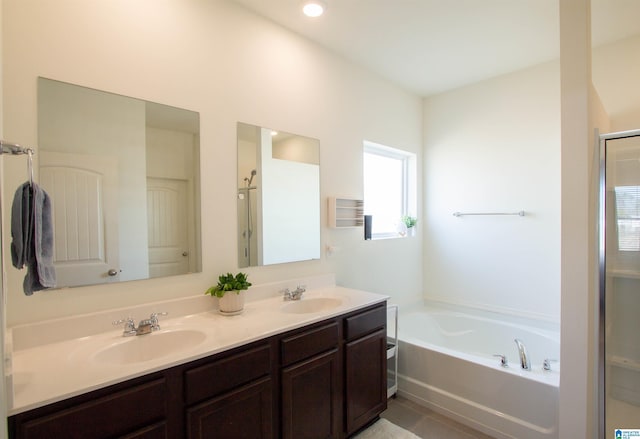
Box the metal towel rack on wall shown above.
[0,140,33,156]
[1,140,35,185]
[452,210,526,217]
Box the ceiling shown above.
[230,0,640,97]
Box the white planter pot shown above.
[218,290,246,315]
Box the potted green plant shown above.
[401,215,418,236]
[205,272,252,315]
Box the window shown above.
[363,141,416,239]
[615,185,640,251]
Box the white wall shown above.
[1,0,423,325]
[273,135,319,164]
[146,127,196,181]
[592,34,640,133]
[261,144,320,265]
[423,61,561,321]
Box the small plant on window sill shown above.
[399,215,417,237]
[401,215,417,229]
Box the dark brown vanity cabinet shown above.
[280,322,341,439]
[9,301,387,439]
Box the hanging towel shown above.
[11,182,56,295]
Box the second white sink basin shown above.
[281,297,343,314]
[93,329,207,365]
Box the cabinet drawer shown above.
[281,321,339,366]
[344,304,386,341]
[121,421,167,439]
[185,343,271,405]
[13,378,166,439]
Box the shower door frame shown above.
[598,128,640,439]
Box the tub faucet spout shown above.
[514,338,531,370]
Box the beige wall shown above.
[1,0,423,326]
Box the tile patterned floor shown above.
[381,396,496,439]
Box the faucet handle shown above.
[113,317,136,336]
[493,354,508,367]
[543,358,558,371]
[293,285,306,299]
[281,288,292,300]
[113,317,134,327]
[149,312,168,331]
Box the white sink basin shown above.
[93,329,207,365]
[281,297,343,314]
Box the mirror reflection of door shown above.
[147,178,190,278]
[37,77,202,288]
[39,151,120,285]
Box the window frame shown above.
[363,140,416,240]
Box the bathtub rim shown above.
[394,302,560,387]
[396,299,560,332]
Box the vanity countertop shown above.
[8,285,388,415]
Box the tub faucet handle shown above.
[543,358,558,371]
[493,354,508,367]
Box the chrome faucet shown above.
[283,285,306,301]
[113,312,168,336]
[514,338,531,370]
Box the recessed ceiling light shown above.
[302,1,326,18]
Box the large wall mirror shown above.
[237,122,320,267]
[37,77,201,288]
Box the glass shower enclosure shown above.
[599,130,640,438]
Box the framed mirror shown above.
[237,122,320,267]
[37,77,201,288]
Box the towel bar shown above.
[453,211,525,217]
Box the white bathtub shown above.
[395,304,559,439]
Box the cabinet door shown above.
[344,329,387,435]
[281,349,341,439]
[187,377,272,439]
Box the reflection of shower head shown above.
[245,169,256,187]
